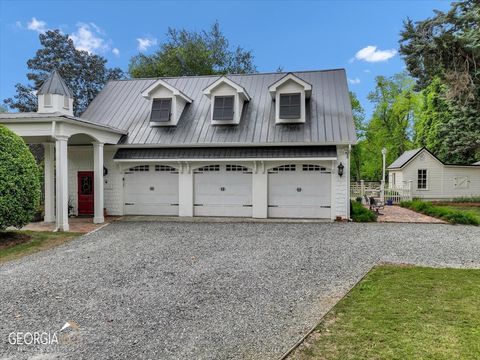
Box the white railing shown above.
[351,180,412,204]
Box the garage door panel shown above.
[268,165,331,219]
[124,167,179,216]
[194,165,252,217]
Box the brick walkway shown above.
[21,217,118,233]
[376,205,446,223]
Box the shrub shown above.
[351,201,377,222]
[0,125,41,231]
[400,200,480,226]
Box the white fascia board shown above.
[114,141,353,148]
[141,79,193,103]
[0,116,126,136]
[268,73,313,99]
[114,157,337,163]
[202,76,251,101]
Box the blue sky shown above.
[0,0,450,116]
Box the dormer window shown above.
[63,95,70,110]
[44,94,52,107]
[279,93,301,119]
[213,96,234,121]
[141,79,192,127]
[150,98,172,122]
[269,73,312,124]
[203,76,250,125]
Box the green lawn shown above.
[436,204,480,221]
[0,231,81,263]
[289,265,480,360]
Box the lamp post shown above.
[381,147,387,182]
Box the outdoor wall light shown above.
[337,162,344,177]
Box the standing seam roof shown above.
[81,69,356,146]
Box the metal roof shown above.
[387,148,422,169]
[37,70,73,97]
[81,69,356,146]
[113,145,337,160]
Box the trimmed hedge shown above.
[0,125,41,230]
[351,201,377,222]
[400,200,480,226]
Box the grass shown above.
[0,231,81,263]
[351,201,377,222]
[289,265,480,360]
[400,199,480,225]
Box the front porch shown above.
[21,216,119,233]
[0,113,125,231]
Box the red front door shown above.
[78,171,94,215]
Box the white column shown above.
[93,142,105,224]
[179,164,193,217]
[55,136,69,231]
[43,143,55,222]
[252,162,268,218]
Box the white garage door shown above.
[124,165,179,215]
[194,164,252,217]
[268,164,331,219]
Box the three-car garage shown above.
[122,161,333,219]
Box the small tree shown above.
[0,125,41,231]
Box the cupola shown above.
[37,70,74,116]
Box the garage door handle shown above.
[170,203,179,206]
[125,203,134,205]
[242,204,252,207]
[194,204,204,206]
[268,205,279,208]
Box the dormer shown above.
[141,79,193,126]
[37,70,74,116]
[203,76,250,125]
[268,73,312,124]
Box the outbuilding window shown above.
[150,98,172,122]
[213,96,234,120]
[63,95,69,109]
[417,169,427,189]
[279,93,301,119]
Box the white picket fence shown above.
[351,180,412,204]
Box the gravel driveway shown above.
[1,222,479,359]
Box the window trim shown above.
[150,98,172,123]
[417,169,428,190]
[63,95,70,110]
[44,94,52,107]
[212,95,235,121]
[279,93,301,119]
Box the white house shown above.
[388,147,480,200]
[0,69,357,230]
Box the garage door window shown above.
[269,164,296,173]
[302,164,329,173]
[196,165,220,173]
[128,165,149,172]
[226,164,251,173]
[155,165,177,173]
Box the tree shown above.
[0,125,41,231]
[349,92,365,181]
[361,74,419,181]
[399,0,480,163]
[3,30,123,116]
[129,22,256,78]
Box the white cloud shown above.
[353,45,397,63]
[27,17,47,33]
[112,48,120,56]
[69,23,109,53]
[363,69,370,73]
[348,78,361,85]
[137,37,157,52]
